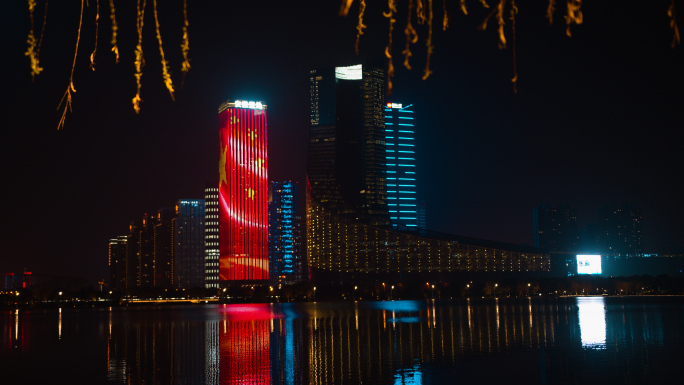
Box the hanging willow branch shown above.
[57,0,84,130]
[132,0,146,114]
[153,0,175,100]
[442,0,449,30]
[109,0,119,63]
[403,0,419,70]
[25,0,44,80]
[384,0,397,94]
[511,0,518,93]
[669,0,681,48]
[89,0,99,71]
[422,0,434,80]
[565,0,583,37]
[339,0,354,16]
[546,0,556,24]
[479,0,507,49]
[355,0,367,54]
[180,0,191,86]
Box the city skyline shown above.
[2,1,683,283]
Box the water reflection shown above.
[577,297,606,349]
[2,298,684,384]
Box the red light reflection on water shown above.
[219,304,279,384]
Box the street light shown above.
[494,283,498,298]
[353,286,358,301]
[431,284,435,299]
[466,284,470,298]
[527,283,531,297]
[313,286,316,302]
[391,285,394,300]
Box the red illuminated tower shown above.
[218,100,268,282]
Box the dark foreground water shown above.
[2,297,683,384]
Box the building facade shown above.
[384,102,419,229]
[173,200,206,289]
[204,184,220,288]
[218,100,269,282]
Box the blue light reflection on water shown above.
[2,298,684,384]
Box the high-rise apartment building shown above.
[533,204,579,253]
[218,100,269,282]
[204,184,220,289]
[153,207,175,288]
[598,204,643,257]
[269,181,305,285]
[384,102,419,228]
[173,200,206,289]
[128,214,155,289]
[108,235,128,291]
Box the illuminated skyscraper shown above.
[108,236,128,291]
[218,100,269,282]
[384,102,419,229]
[173,200,206,289]
[204,183,220,288]
[153,207,175,288]
[128,214,155,289]
[269,181,305,285]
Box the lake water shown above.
[1,297,683,384]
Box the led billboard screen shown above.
[577,255,602,275]
[218,102,268,281]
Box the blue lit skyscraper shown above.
[269,181,304,285]
[384,103,419,228]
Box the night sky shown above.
[2,1,683,284]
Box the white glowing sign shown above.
[386,103,403,109]
[577,255,602,275]
[335,64,363,80]
[233,100,264,109]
